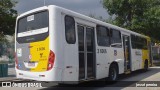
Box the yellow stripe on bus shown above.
[142,49,149,68]
[142,38,150,68]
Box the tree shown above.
[0,0,17,35]
[103,0,160,41]
[0,0,17,57]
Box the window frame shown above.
[110,28,122,48]
[96,25,110,47]
[16,10,49,43]
[64,15,76,44]
[131,34,148,49]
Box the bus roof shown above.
[18,5,149,39]
[52,5,148,38]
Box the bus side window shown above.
[110,29,122,48]
[131,35,136,49]
[131,35,147,50]
[65,15,76,44]
[96,25,110,47]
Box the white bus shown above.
[15,5,152,83]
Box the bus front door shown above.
[77,25,95,80]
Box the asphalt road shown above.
[1,66,160,90]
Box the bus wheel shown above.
[108,64,118,82]
[144,60,148,71]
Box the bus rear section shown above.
[15,8,61,81]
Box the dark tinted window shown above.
[18,11,49,33]
[131,35,147,49]
[86,27,94,52]
[96,25,110,46]
[131,35,136,48]
[65,15,76,44]
[17,11,49,43]
[110,29,122,48]
[78,25,84,51]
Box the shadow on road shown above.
[118,67,160,81]
[33,67,160,90]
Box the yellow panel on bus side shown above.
[30,37,49,72]
[142,49,149,69]
[142,37,150,68]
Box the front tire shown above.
[108,64,118,81]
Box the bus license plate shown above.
[28,62,35,67]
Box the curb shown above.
[0,77,16,82]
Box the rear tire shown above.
[144,60,148,71]
[108,64,118,82]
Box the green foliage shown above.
[0,35,14,59]
[0,0,17,35]
[103,0,160,41]
[0,0,17,58]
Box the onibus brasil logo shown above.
[1,82,42,87]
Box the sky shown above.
[14,0,109,19]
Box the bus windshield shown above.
[16,10,49,43]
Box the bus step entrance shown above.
[125,69,131,74]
